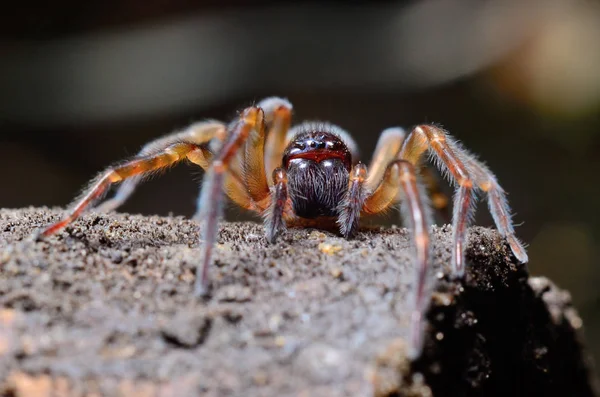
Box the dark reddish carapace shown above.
[282,130,352,218]
[283,131,352,170]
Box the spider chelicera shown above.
[35,96,528,357]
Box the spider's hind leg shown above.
[35,131,222,240]
[399,124,528,276]
[94,121,226,213]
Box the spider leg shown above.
[420,166,451,224]
[363,126,450,220]
[94,121,226,213]
[400,124,527,276]
[362,159,432,359]
[263,168,291,243]
[194,106,264,296]
[243,115,270,204]
[365,127,405,191]
[338,163,368,238]
[259,98,293,243]
[258,97,293,186]
[222,97,293,212]
[36,141,213,240]
[462,156,528,264]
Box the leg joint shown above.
[416,124,446,143]
[387,159,417,182]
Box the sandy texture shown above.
[0,208,596,397]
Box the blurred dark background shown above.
[1,0,599,374]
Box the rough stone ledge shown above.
[0,208,597,397]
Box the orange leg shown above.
[194,106,263,296]
[338,163,368,238]
[362,159,432,359]
[463,157,528,264]
[259,97,293,186]
[400,125,477,276]
[364,126,450,219]
[365,127,405,191]
[227,97,293,212]
[35,142,205,240]
[396,161,432,360]
[242,107,270,204]
[263,168,290,243]
[94,121,226,213]
[400,124,527,276]
[420,166,451,223]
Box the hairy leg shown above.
[365,127,405,192]
[362,159,433,359]
[263,168,290,243]
[35,142,210,239]
[400,124,527,276]
[419,166,451,223]
[461,156,528,263]
[365,126,450,220]
[228,97,293,212]
[194,106,264,296]
[259,97,293,186]
[94,121,226,213]
[337,163,368,238]
[255,98,294,241]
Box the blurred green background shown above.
[1,0,599,375]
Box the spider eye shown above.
[294,141,305,149]
[308,140,317,148]
[326,141,338,150]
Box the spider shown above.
[35,96,528,358]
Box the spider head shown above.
[282,125,352,218]
[282,129,352,170]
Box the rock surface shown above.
[0,208,596,396]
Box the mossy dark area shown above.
[0,208,596,396]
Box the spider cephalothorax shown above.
[283,124,353,219]
[35,96,528,358]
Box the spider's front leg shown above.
[338,127,433,358]
[194,106,265,296]
[363,160,433,359]
[337,163,368,238]
[263,168,290,243]
[194,97,292,294]
[256,97,294,243]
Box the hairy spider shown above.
[35,97,528,358]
